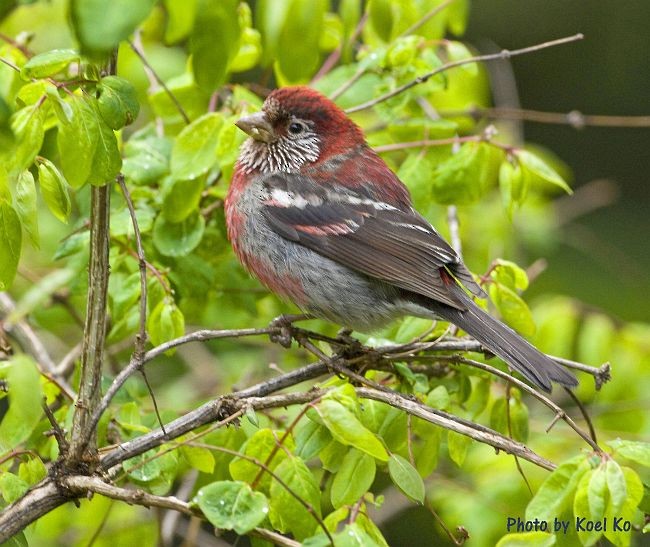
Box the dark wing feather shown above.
[261,173,485,310]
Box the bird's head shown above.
[235,86,364,174]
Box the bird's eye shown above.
[288,122,305,135]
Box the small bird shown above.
[225,86,577,392]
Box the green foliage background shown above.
[0,1,648,546]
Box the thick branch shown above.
[67,181,111,462]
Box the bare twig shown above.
[398,0,455,38]
[356,387,555,470]
[438,355,602,452]
[345,33,584,113]
[446,105,650,128]
[117,174,164,434]
[128,34,190,125]
[312,11,368,84]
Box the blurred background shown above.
[466,0,650,323]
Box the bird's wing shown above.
[261,173,486,310]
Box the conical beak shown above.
[235,111,275,143]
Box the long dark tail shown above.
[429,286,578,392]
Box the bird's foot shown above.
[269,313,312,348]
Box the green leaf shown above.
[190,0,240,90]
[605,460,626,515]
[426,386,450,410]
[490,397,529,443]
[368,0,393,42]
[122,449,162,482]
[447,430,470,467]
[122,129,171,185]
[432,142,503,205]
[316,399,389,461]
[517,150,572,194]
[37,158,71,223]
[229,429,295,492]
[493,259,529,291]
[0,201,21,290]
[56,96,98,188]
[147,298,185,349]
[269,456,321,540]
[14,170,39,247]
[606,439,650,467]
[276,0,327,83]
[152,211,205,257]
[0,355,43,451]
[87,102,121,186]
[256,0,292,66]
[181,445,215,474]
[10,104,44,173]
[574,468,604,546]
[0,472,29,504]
[526,455,590,521]
[170,113,223,180]
[495,532,557,547]
[331,449,376,508]
[295,419,332,461]
[163,0,197,44]
[195,480,269,534]
[70,0,157,58]
[18,455,47,485]
[388,454,425,503]
[499,159,528,214]
[488,283,536,338]
[97,76,140,130]
[605,467,643,547]
[21,49,79,78]
[162,177,205,223]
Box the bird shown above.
[225,86,578,393]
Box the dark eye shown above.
[288,121,306,135]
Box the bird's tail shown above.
[430,285,578,393]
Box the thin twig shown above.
[356,387,555,470]
[446,105,650,128]
[117,174,165,434]
[128,35,190,125]
[398,0,455,38]
[563,387,598,445]
[345,33,584,113]
[312,11,368,84]
[439,355,602,452]
[504,385,532,495]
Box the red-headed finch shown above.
[225,86,577,392]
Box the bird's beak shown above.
[235,111,275,143]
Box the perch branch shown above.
[345,33,584,113]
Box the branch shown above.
[116,174,164,432]
[345,33,584,114]
[64,476,301,547]
[447,105,650,129]
[356,387,555,470]
[128,33,190,125]
[66,181,111,463]
[442,355,601,452]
